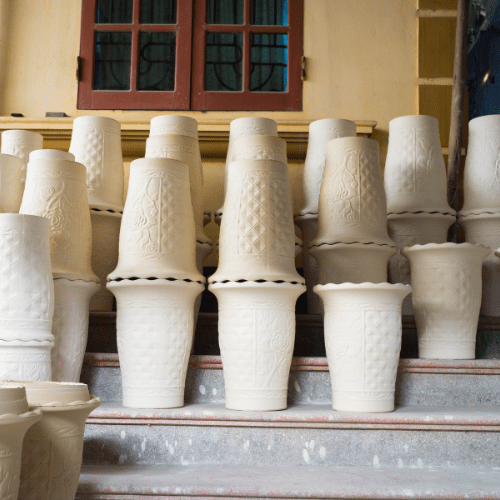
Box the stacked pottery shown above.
[458,114,500,317]
[0,214,54,381]
[107,158,205,409]
[384,115,456,315]
[0,154,25,213]
[20,150,100,383]
[310,137,396,285]
[209,156,305,412]
[69,116,124,312]
[296,119,357,313]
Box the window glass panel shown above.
[96,0,133,23]
[206,0,243,25]
[138,32,176,91]
[205,33,243,91]
[140,0,177,24]
[251,0,287,25]
[94,32,132,90]
[250,33,287,91]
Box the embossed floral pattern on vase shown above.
[232,135,287,163]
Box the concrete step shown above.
[83,402,500,468]
[76,464,500,499]
[81,354,500,407]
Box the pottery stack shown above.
[458,114,500,318]
[107,158,205,409]
[384,115,456,315]
[20,150,100,383]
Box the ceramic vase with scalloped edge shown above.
[69,116,124,213]
[388,212,456,316]
[459,213,500,317]
[401,243,490,359]
[208,281,305,411]
[0,154,24,213]
[300,118,357,217]
[209,159,303,284]
[17,381,100,500]
[107,279,204,408]
[314,282,411,412]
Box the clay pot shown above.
[460,114,500,217]
[232,134,287,163]
[150,115,199,140]
[208,281,305,411]
[300,118,357,217]
[51,279,100,382]
[17,381,100,500]
[209,159,303,284]
[0,154,24,213]
[314,282,411,412]
[459,213,500,317]
[310,242,396,285]
[107,279,204,408]
[20,155,99,283]
[312,137,395,247]
[401,243,490,359]
[89,209,121,311]
[69,116,124,213]
[0,214,54,381]
[388,212,456,315]
[29,149,75,162]
[384,115,454,215]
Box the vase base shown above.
[332,394,394,413]
[123,393,184,409]
[225,393,287,412]
[419,344,475,360]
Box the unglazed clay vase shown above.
[20,155,99,283]
[51,278,100,382]
[310,242,396,285]
[300,118,357,216]
[459,213,500,317]
[314,283,411,412]
[29,149,75,162]
[209,281,305,411]
[460,114,500,217]
[232,134,287,163]
[0,214,54,381]
[89,209,121,311]
[107,279,204,408]
[401,243,490,359]
[312,137,395,247]
[145,133,210,245]
[109,158,204,283]
[384,115,454,215]
[1,130,43,184]
[69,116,124,213]
[388,212,456,315]
[18,381,100,500]
[209,159,304,284]
[0,154,24,213]
[150,115,199,140]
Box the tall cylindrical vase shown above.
[314,283,411,412]
[0,154,25,213]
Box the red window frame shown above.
[78,0,193,110]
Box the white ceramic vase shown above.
[384,115,454,215]
[460,114,500,217]
[0,154,25,213]
[314,283,411,412]
[401,243,490,359]
[29,149,75,161]
[150,115,199,140]
[20,154,99,283]
[107,279,204,408]
[388,212,456,315]
[312,137,395,247]
[17,381,100,500]
[69,116,124,213]
[300,118,357,216]
[89,209,121,311]
[459,213,500,317]
[0,214,54,381]
[209,281,305,411]
[232,134,287,163]
[209,159,303,284]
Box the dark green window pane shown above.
[206,0,243,24]
[251,0,287,25]
[250,33,287,91]
[140,0,177,24]
[96,0,133,23]
[94,32,131,90]
[205,33,242,91]
[138,32,176,91]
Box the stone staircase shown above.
[76,313,500,499]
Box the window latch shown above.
[301,56,306,81]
